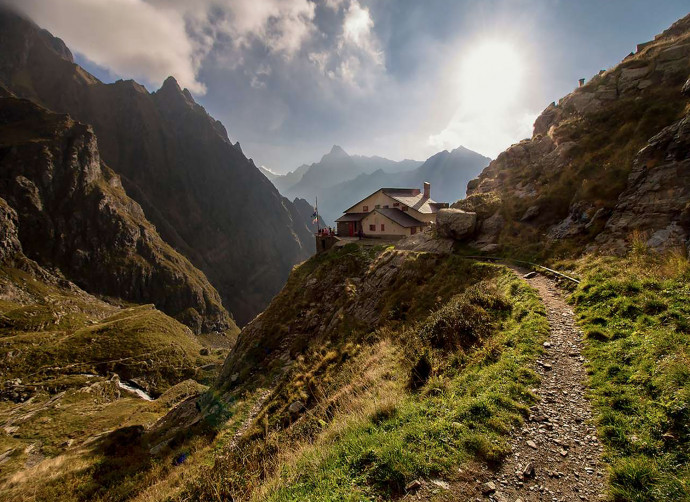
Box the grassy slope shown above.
[568,250,690,501]
[177,247,549,501]
[0,264,229,501]
[260,271,548,501]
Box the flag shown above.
[312,217,318,224]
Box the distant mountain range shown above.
[263,145,491,225]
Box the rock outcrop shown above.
[594,112,690,254]
[0,8,314,324]
[0,198,21,264]
[0,92,234,333]
[454,13,690,256]
[436,208,477,240]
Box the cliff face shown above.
[594,111,690,253]
[0,8,314,324]
[461,14,690,256]
[0,92,234,333]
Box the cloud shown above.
[6,0,322,94]
[7,0,207,94]
[216,0,316,56]
[427,38,539,158]
[307,0,384,89]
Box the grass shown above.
[179,256,549,501]
[0,261,229,502]
[570,251,690,501]
[2,305,207,396]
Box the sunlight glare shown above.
[458,40,525,113]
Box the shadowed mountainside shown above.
[0,88,234,333]
[0,7,314,325]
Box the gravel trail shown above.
[483,273,606,502]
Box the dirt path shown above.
[481,273,606,502]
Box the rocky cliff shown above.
[459,14,690,257]
[0,91,233,333]
[0,8,314,324]
[594,110,690,253]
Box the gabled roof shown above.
[367,208,425,228]
[383,190,442,214]
[335,212,367,222]
[343,187,444,214]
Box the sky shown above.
[6,0,689,173]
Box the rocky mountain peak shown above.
[156,75,194,106]
[324,144,349,160]
[0,92,234,333]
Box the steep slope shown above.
[458,14,690,257]
[0,91,233,333]
[594,108,690,253]
[0,7,314,324]
[168,245,549,501]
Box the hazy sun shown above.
[459,40,524,112]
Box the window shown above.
[411,227,417,235]
[375,204,381,209]
[383,205,389,208]
[369,224,376,231]
[380,224,385,231]
[362,205,368,212]
[393,202,399,207]
[402,206,408,212]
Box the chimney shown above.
[423,182,430,198]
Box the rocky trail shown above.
[406,269,607,501]
[476,272,606,502]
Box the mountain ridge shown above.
[0,7,316,324]
[0,89,234,333]
[279,144,490,224]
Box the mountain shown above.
[350,154,423,174]
[274,146,423,200]
[259,163,311,194]
[454,13,690,257]
[299,146,490,224]
[0,88,233,334]
[3,10,690,502]
[283,145,370,199]
[0,7,314,325]
[0,89,240,499]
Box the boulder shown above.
[436,209,477,240]
[395,231,454,254]
[288,400,305,415]
[521,205,540,221]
